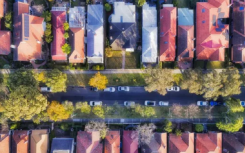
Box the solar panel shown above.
[202,8,205,13]
[24,14,29,38]
[240,7,244,11]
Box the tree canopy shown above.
[195,124,204,132]
[76,102,91,114]
[45,69,67,92]
[89,72,108,90]
[135,104,156,118]
[62,43,71,54]
[163,119,173,133]
[64,32,69,39]
[216,116,243,132]
[226,97,244,113]
[47,101,71,121]
[42,11,51,22]
[85,121,108,139]
[92,105,105,118]
[63,22,69,31]
[105,3,111,11]
[137,123,156,145]
[137,0,146,7]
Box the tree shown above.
[45,69,67,92]
[92,105,104,118]
[175,129,182,136]
[171,104,183,117]
[32,110,49,124]
[46,23,52,29]
[45,35,53,43]
[64,32,69,39]
[216,116,243,132]
[173,74,183,86]
[47,101,70,121]
[137,123,156,145]
[44,29,52,36]
[135,105,155,118]
[2,86,48,121]
[4,12,12,30]
[89,72,108,90]
[7,69,39,91]
[187,104,200,119]
[63,22,69,31]
[62,43,71,54]
[105,3,111,11]
[36,71,46,83]
[76,102,91,114]
[226,97,244,113]
[62,101,74,116]
[163,119,173,133]
[42,11,51,22]
[105,47,113,57]
[137,0,146,7]
[85,121,108,139]
[195,124,204,132]
[144,68,174,95]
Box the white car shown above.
[124,101,135,106]
[159,101,169,106]
[90,101,102,106]
[167,86,180,92]
[40,87,52,92]
[118,86,130,91]
[197,101,208,106]
[103,87,116,92]
[241,101,245,106]
[145,101,156,106]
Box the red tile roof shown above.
[160,6,177,61]
[169,133,194,153]
[76,131,103,153]
[0,131,10,153]
[104,131,120,153]
[51,10,67,61]
[141,133,167,153]
[223,132,245,153]
[69,28,85,63]
[0,31,11,55]
[0,0,3,18]
[196,132,222,153]
[196,0,229,61]
[123,131,138,153]
[177,25,194,61]
[12,130,29,153]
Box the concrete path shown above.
[122,51,125,69]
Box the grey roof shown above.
[51,138,74,153]
[178,8,194,26]
[87,4,104,63]
[142,3,157,63]
[111,2,135,23]
[69,7,86,28]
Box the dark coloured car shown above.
[210,101,223,106]
[91,87,98,91]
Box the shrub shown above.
[92,65,104,70]
[163,119,173,133]
[175,129,182,136]
[105,3,111,11]
[60,123,69,131]
[105,47,113,57]
[10,123,19,130]
[195,124,204,132]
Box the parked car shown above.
[209,101,223,106]
[91,87,98,91]
[40,87,52,92]
[145,101,156,106]
[159,101,169,106]
[90,101,102,106]
[118,86,130,91]
[167,86,180,92]
[124,101,135,106]
[103,87,115,92]
[241,101,245,106]
[197,101,208,106]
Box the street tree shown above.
[76,102,91,114]
[62,43,71,54]
[45,69,67,92]
[144,68,174,96]
[2,86,48,121]
[47,101,71,121]
[216,116,243,132]
[62,101,74,115]
[136,123,156,145]
[92,105,104,118]
[163,119,173,133]
[171,104,183,117]
[32,111,49,124]
[85,121,108,139]
[195,124,204,132]
[135,105,155,118]
[187,104,200,118]
[225,97,244,113]
[89,72,108,90]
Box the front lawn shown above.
[125,52,140,69]
[194,61,226,69]
[105,51,123,69]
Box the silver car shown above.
[167,86,180,92]
[90,101,102,106]
[197,101,208,106]
[124,101,135,106]
[118,86,130,91]
[159,101,169,106]
[103,87,116,92]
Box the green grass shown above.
[125,52,140,69]
[105,51,123,69]
[162,62,178,69]
[206,61,226,69]
[33,0,46,5]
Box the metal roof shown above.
[69,7,86,28]
[51,138,74,153]
[178,8,194,26]
[111,2,135,23]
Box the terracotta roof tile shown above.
[141,133,167,153]
[76,131,103,153]
[223,132,245,153]
[123,131,138,153]
[196,0,229,61]
[169,133,194,153]
[30,130,49,153]
[0,31,11,55]
[12,130,29,153]
[0,131,10,153]
[160,6,177,61]
[51,10,67,61]
[196,132,222,153]
[0,0,3,18]
[104,131,120,153]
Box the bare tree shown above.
[136,123,156,145]
[171,104,183,117]
[85,121,109,139]
[187,104,200,119]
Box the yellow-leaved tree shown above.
[89,72,108,90]
[47,101,71,121]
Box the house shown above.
[223,132,245,153]
[160,4,177,61]
[177,8,194,63]
[87,4,104,64]
[0,131,10,153]
[141,133,167,153]
[109,2,137,51]
[0,0,4,18]
[169,132,194,153]
[13,1,45,61]
[51,7,67,61]
[196,132,222,153]
[142,3,158,63]
[69,7,86,63]
[196,0,229,61]
[30,130,49,153]
[232,1,245,63]
[123,131,138,153]
[76,131,103,153]
[51,138,74,153]
[104,131,120,153]
[12,130,29,153]
[0,31,11,55]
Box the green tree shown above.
[62,43,71,54]
[216,116,243,132]
[137,0,146,7]
[226,97,244,113]
[32,111,49,124]
[64,32,69,39]
[175,129,182,136]
[85,121,108,139]
[7,69,38,91]
[47,101,71,121]
[163,119,173,133]
[4,12,12,22]
[44,29,52,36]
[41,11,51,22]
[62,101,74,116]
[144,107,156,118]
[45,35,53,43]
[105,47,113,57]
[76,102,91,114]
[46,23,52,29]
[105,3,111,11]
[2,86,48,121]
[195,124,204,132]
[144,68,174,96]
[92,106,104,118]
[45,69,67,92]
[89,72,108,90]
[63,22,69,31]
